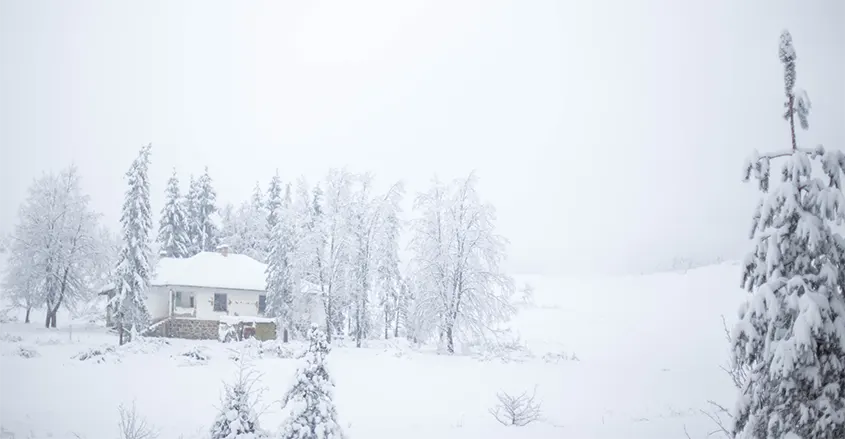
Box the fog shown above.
[1,0,842,275]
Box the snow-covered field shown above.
[0,263,745,439]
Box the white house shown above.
[102,245,322,340]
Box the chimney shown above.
[217,244,230,257]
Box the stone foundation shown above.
[164,318,218,340]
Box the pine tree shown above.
[157,169,191,258]
[210,360,268,439]
[184,174,201,256]
[241,182,268,261]
[733,30,845,439]
[196,166,220,252]
[266,171,283,254]
[114,144,154,344]
[279,325,346,439]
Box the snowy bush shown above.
[489,388,543,426]
[219,323,239,343]
[15,345,39,358]
[35,337,64,346]
[118,401,158,439]
[0,308,17,324]
[520,283,535,305]
[257,339,296,359]
[541,351,579,363]
[121,336,170,355]
[210,361,268,439]
[73,345,121,363]
[279,325,346,439]
[0,333,23,343]
[470,334,534,363]
[176,346,211,365]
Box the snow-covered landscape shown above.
[2,2,844,439]
[1,263,744,439]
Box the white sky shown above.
[1,0,843,275]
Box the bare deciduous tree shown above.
[118,402,158,439]
[488,387,543,426]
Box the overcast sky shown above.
[1,0,843,275]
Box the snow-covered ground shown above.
[0,263,745,439]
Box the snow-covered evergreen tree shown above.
[114,144,154,343]
[196,167,220,252]
[184,174,202,256]
[266,184,297,342]
[240,182,268,261]
[733,30,845,439]
[410,173,515,353]
[157,169,191,258]
[219,202,239,250]
[266,171,283,252]
[279,325,345,439]
[210,359,268,439]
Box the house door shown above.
[243,326,256,340]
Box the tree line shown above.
[4,147,515,353]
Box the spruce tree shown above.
[184,174,201,256]
[733,30,845,439]
[157,169,191,258]
[196,166,219,252]
[266,184,296,342]
[266,171,283,254]
[210,360,268,439]
[279,325,346,439]
[242,182,268,261]
[114,144,154,344]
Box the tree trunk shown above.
[325,300,332,344]
[355,302,362,348]
[118,323,125,345]
[25,306,31,323]
[44,310,51,328]
[283,328,289,343]
[384,309,389,339]
[446,324,454,354]
[49,311,57,328]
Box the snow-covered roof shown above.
[152,252,267,291]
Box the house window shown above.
[173,291,194,308]
[213,293,228,312]
[258,295,267,314]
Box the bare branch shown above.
[488,387,542,426]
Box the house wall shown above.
[149,285,265,320]
[147,286,171,321]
